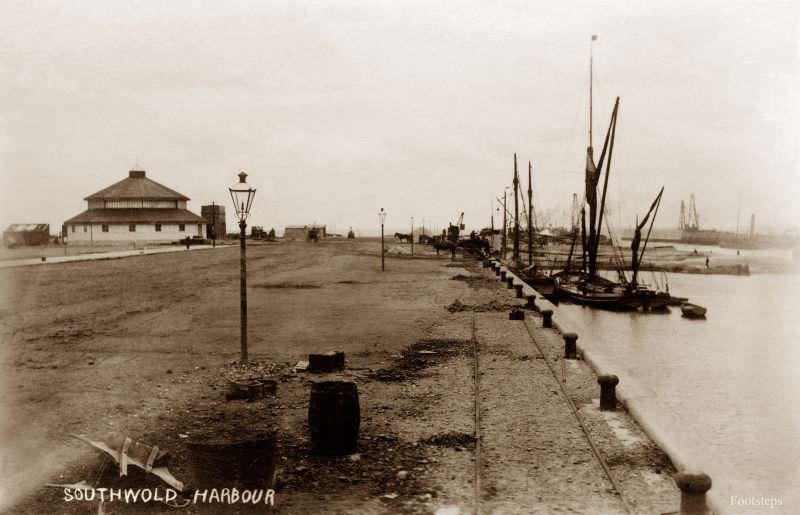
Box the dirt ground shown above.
[0,239,680,514]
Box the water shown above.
[669,242,795,260]
[555,272,800,513]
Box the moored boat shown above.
[681,303,707,318]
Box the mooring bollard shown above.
[563,332,578,359]
[506,276,514,289]
[675,472,712,515]
[500,270,507,280]
[598,374,619,411]
[514,283,524,298]
[541,309,553,328]
[526,295,537,310]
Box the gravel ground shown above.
[0,239,680,514]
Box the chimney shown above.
[129,169,146,178]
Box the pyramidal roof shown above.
[84,169,189,201]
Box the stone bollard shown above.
[597,374,619,411]
[506,277,514,289]
[514,283,524,298]
[541,309,553,328]
[500,270,507,280]
[526,295,537,310]
[563,332,578,359]
[493,265,500,275]
[675,472,712,515]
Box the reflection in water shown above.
[556,273,800,507]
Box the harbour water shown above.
[555,271,800,513]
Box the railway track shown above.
[467,311,633,515]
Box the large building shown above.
[63,169,205,244]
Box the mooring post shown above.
[675,472,712,515]
[541,309,553,328]
[526,295,537,310]
[563,332,578,359]
[514,283,524,298]
[598,374,619,411]
[500,270,507,281]
[506,276,514,289]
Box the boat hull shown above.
[681,303,707,318]
[552,272,634,311]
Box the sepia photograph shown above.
[1,1,798,513]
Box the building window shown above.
[179,224,185,231]
[197,224,202,235]
[155,223,162,232]
[129,224,136,232]
[83,224,87,232]
[102,225,109,232]
[71,225,75,233]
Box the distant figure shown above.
[705,256,709,268]
[736,249,740,256]
[185,237,191,250]
[693,248,698,254]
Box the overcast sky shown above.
[1,0,798,236]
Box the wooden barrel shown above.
[308,381,360,455]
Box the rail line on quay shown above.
[520,317,634,514]
[470,312,484,515]
[467,278,631,515]
[486,257,733,514]
[482,258,634,514]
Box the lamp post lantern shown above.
[379,208,386,271]
[410,217,414,255]
[229,172,256,363]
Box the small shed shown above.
[4,224,51,248]
[284,225,327,240]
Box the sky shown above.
[1,0,798,236]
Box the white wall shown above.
[66,222,204,244]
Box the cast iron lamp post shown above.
[229,172,256,362]
[410,217,414,255]
[379,208,386,271]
